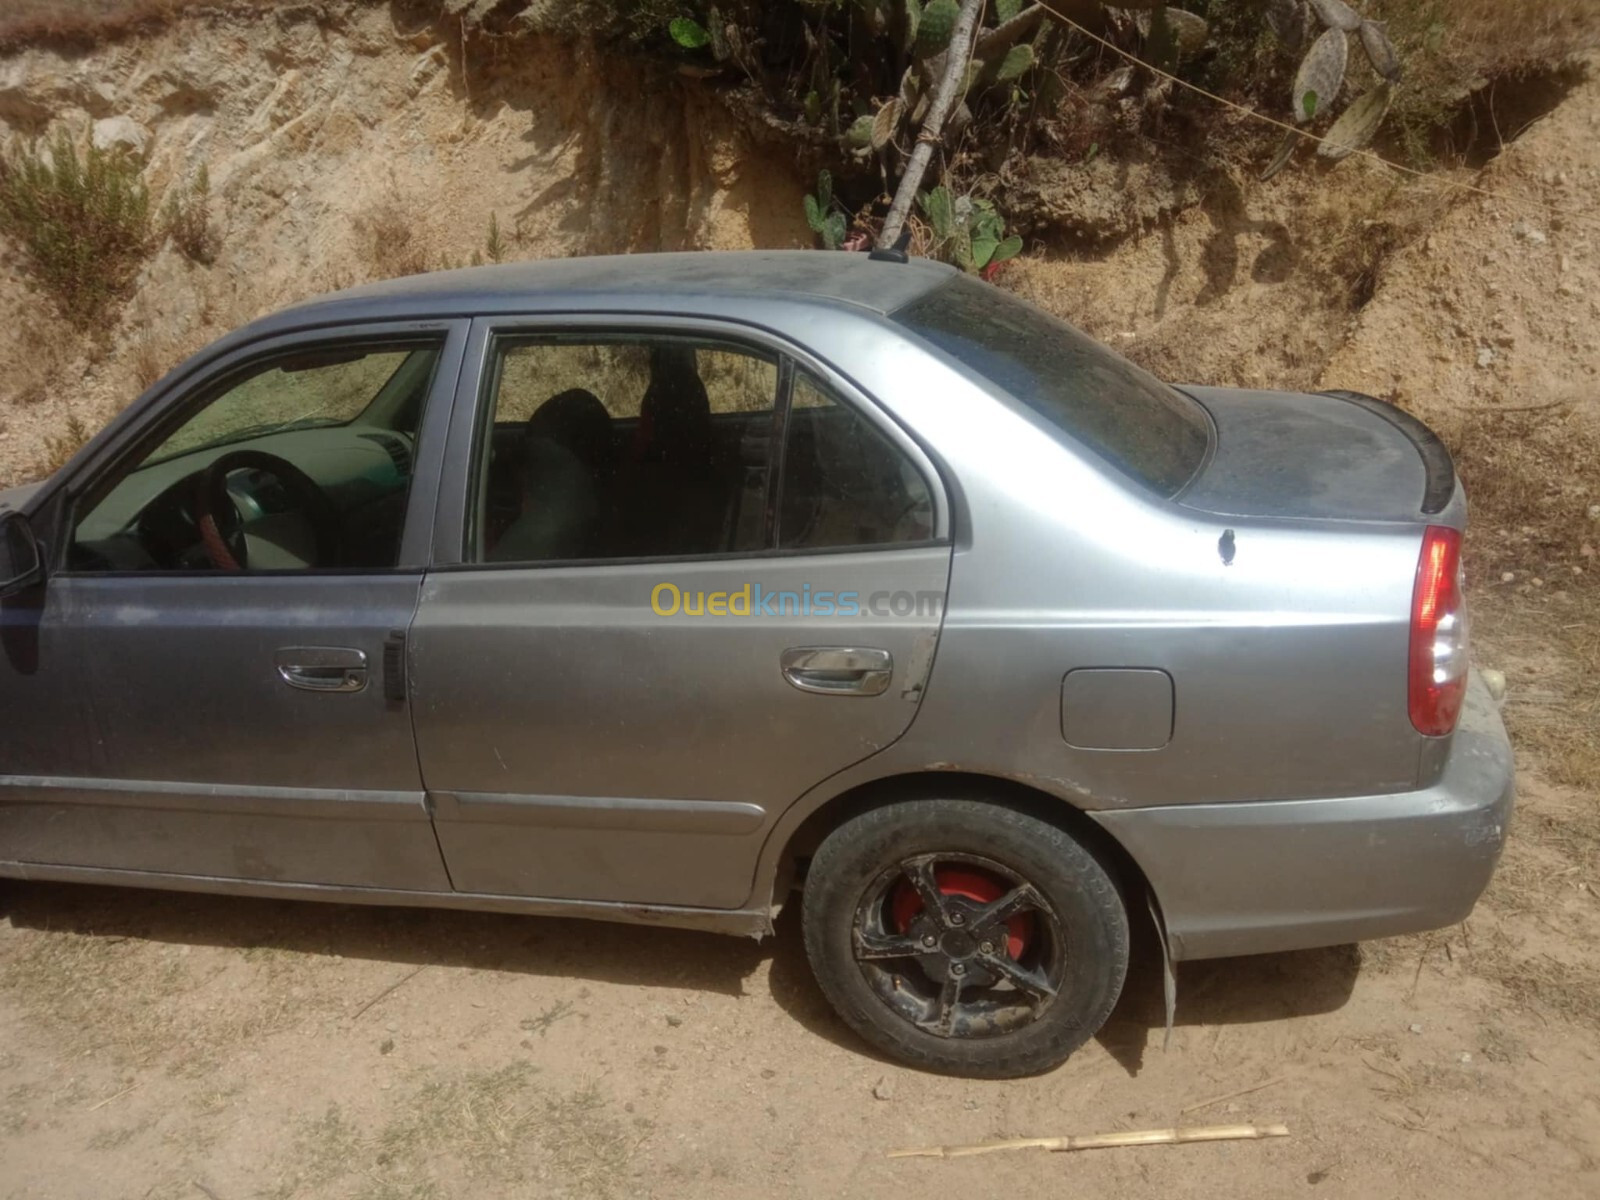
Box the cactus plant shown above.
[1264,0,1406,178]
[1318,80,1392,159]
[917,185,1022,274]
[1294,25,1348,122]
[803,170,848,250]
[668,17,709,49]
[916,0,960,55]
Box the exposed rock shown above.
[1006,152,1202,241]
[91,115,152,159]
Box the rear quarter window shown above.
[893,276,1210,497]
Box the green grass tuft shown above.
[0,129,152,329]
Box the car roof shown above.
[253,251,960,333]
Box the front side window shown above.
[470,332,938,565]
[70,340,442,572]
[893,275,1210,497]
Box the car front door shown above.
[409,316,952,909]
[0,321,467,891]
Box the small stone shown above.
[1477,347,1496,368]
[1588,504,1600,521]
[761,1068,776,1079]
[1409,1022,1424,1034]
[1558,282,1583,299]
[379,1038,394,1055]
[665,1015,682,1028]
[1512,220,1548,245]
[1459,1052,1473,1064]
[1531,577,1544,587]
[1501,571,1516,583]
[873,1077,896,1101]
[1482,669,1507,701]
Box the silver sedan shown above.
[0,251,1513,1077]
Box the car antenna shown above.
[868,228,912,264]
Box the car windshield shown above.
[892,276,1210,496]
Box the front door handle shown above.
[781,647,893,697]
[275,646,369,693]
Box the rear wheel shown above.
[802,799,1128,1078]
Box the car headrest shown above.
[527,388,615,476]
[636,346,710,467]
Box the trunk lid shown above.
[1176,386,1459,525]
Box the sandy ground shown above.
[0,761,1597,1199]
[1,6,1598,1198]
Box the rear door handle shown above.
[275,646,369,693]
[781,647,893,697]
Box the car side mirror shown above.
[0,510,44,598]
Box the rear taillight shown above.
[1409,525,1468,736]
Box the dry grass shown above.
[0,916,344,1074]
[0,313,75,408]
[0,0,288,47]
[353,199,435,282]
[1467,916,1600,1031]
[273,1066,634,1200]
[1374,0,1600,81]
[34,410,91,476]
[1357,0,1600,163]
[1449,403,1600,790]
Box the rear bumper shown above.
[1091,671,1514,961]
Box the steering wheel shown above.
[194,450,342,571]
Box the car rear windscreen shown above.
[893,276,1211,497]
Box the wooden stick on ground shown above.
[888,1122,1289,1159]
[348,964,428,1021]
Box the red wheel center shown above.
[891,867,1032,960]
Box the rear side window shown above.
[779,370,934,549]
[893,276,1210,496]
[472,336,778,563]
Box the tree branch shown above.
[875,0,986,251]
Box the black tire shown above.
[802,798,1128,1079]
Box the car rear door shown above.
[0,321,467,891]
[408,315,952,909]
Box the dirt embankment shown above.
[0,5,1597,1199]
[0,1,810,485]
